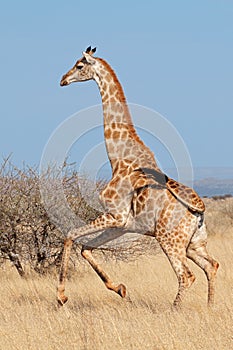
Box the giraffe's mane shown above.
[96,57,153,150]
[96,58,127,104]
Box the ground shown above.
[0,224,232,350]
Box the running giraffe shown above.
[57,46,219,307]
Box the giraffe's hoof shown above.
[117,284,126,298]
[57,295,68,307]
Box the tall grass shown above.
[0,234,232,350]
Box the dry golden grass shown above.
[0,231,232,350]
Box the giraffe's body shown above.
[57,47,218,307]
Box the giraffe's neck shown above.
[94,58,156,174]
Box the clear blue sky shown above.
[1,1,232,175]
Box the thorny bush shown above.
[0,158,160,276]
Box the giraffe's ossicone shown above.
[57,46,219,308]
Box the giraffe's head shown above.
[60,46,97,86]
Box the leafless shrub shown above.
[0,159,60,274]
[0,157,161,276]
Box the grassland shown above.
[0,198,233,350]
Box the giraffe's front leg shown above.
[57,237,73,306]
[81,245,126,298]
[57,212,130,306]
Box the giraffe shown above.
[57,46,219,307]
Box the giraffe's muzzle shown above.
[60,77,69,86]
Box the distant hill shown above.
[164,167,233,197]
[194,178,233,197]
[193,167,233,197]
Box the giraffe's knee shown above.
[64,237,73,247]
[213,260,219,273]
[186,262,196,287]
[179,268,195,289]
[81,246,92,259]
[188,272,196,287]
[207,259,219,281]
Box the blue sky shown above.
[1,0,232,177]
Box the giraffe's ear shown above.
[82,51,96,65]
[86,46,92,53]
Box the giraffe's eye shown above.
[76,64,84,70]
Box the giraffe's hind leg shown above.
[187,225,219,305]
[156,235,196,307]
[166,252,196,307]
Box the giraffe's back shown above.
[133,167,205,214]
